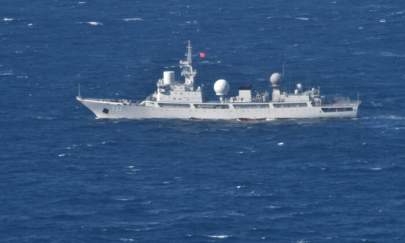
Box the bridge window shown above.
[233,104,269,109]
[273,103,307,108]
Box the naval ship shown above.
[77,41,360,120]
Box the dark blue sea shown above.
[1,0,405,242]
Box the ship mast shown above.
[180,40,197,88]
[187,40,192,64]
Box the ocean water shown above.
[1,0,405,242]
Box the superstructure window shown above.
[158,103,190,108]
[102,108,109,114]
[194,104,229,109]
[233,104,269,109]
[273,103,307,108]
[322,107,353,112]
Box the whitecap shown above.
[123,17,144,22]
[119,238,135,242]
[27,23,33,27]
[58,153,66,157]
[185,20,198,25]
[78,1,86,4]
[370,167,382,171]
[208,235,230,239]
[379,18,386,23]
[296,17,310,21]
[3,17,14,22]
[277,142,284,146]
[87,21,103,26]
[127,165,140,173]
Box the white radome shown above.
[270,72,282,86]
[296,83,303,91]
[214,79,230,96]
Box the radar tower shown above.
[180,40,197,88]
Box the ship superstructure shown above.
[77,41,360,120]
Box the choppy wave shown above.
[361,115,405,121]
[380,51,405,58]
[0,70,14,76]
[2,1,405,242]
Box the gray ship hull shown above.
[77,97,360,120]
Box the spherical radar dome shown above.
[270,72,282,86]
[213,79,230,96]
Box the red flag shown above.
[199,52,206,59]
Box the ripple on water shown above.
[123,17,144,22]
[119,238,135,242]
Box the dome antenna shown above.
[270,72,282,101]
[214,79,230,103]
